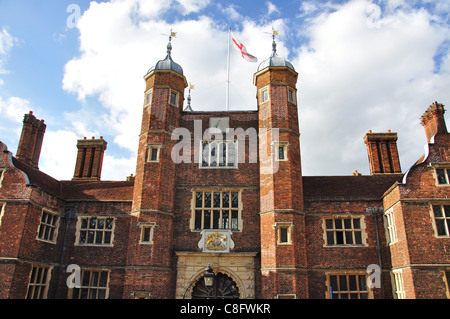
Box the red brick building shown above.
[1,38,449,299]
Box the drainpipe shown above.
[367,206,385,299]
[53,208,76,299]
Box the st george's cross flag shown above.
[231,32,258,63]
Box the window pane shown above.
[349,275,357,291]
[278,146,285,160]
[79,231,86,244]
[353,218,361,229]
[231,211,239,230]
[336,231,344,245]
[222,211,229,229]
[213,211,220,229]
[433,205,443,218]
[444,206,450,217]
[196,192,203,208]
[104,231,111,244]
[204,192,211,208]
[202,144,209,167]
[359,275,367,291]
[150,148,158,161]
[228,143,236,167]
[143,227,151,242]
[97,219,104,229]
[335,219,342,229]
[81,219,88,229]
[204,210,211,229]
[345,231,353,245]
[231,192,239,208]
[354,231,362,245]
[210,143,217,167]
[89,218,96,229]
[106,219,113,230]
[436,219,447,236]
[437,169,447,184]
[280,228,288,243]
[220,143,227,167]
[87,231,95,243]
[222,193,229,208]
[99,272,108,288]
[213,192,221,208]
[170,92,177,105]
[325,219,333,229]
[97,289,106,299]
[82,272,90,287]
[344,219,352,229]
[330,275,338,291]
[339,276,348,291]
[195,211,202,230]
[326,231,334,245]
[91,272,99,287]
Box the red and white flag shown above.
[231,32,258,63]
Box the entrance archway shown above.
[191,273,240,299]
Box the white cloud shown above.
[0,27,16,80]
[58,0,450,181]
[266,2,280,16]
[294,0,450,175]
[61,0,281,180]
[0,96,33,123]
[39,130,78,181]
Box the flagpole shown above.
[226,28,231,112]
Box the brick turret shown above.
[126,36,188,299]
[254,36,306,298]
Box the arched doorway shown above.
[191,273,240,299]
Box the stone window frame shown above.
[442,270,450,299]
[75,216,116,247]
[287,86,297,105]
[139,222,157,245]
[26,264,53,299]
[274,221,293,245]
[391,269,406,299]
[190,189,243,232]
[144,88,153,106]
[0,167,5,188]
[322,215,367,247]
[383,207,398,245]
[169,89,179,106]
[0,202,5,227]
[431,164,450,186]
[325,271,373,299]
[259,85,270,104]
[146,143,163,163]
[273,141,289,162]
[67,268,110,299]
[36,209,60,244]
[430,203,450,238]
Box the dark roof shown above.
[303,175,403,201]
[61,180,134,201]
[12,157,62,197]
[11,157,134,201]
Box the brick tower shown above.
[125,35,188,298]
[254,36,307,298]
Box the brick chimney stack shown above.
[364,130,402,175]
[73,137,107,181]
[16,111,47,168]
[420,101,447,143]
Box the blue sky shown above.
[0,0,449,180]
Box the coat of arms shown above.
[205,232,228,251]
[198,230,235,253]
